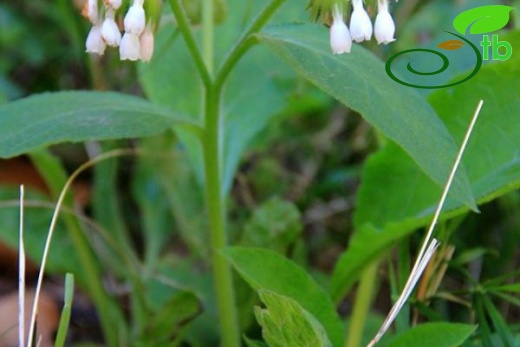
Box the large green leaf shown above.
[387,323,476,347]
[357,32,520,229]
[331,30,520,301]
[254,290,333,347]
[222,247,344,347]
[257,23,475,209]
[0,91,197,158]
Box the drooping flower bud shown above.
[120,33,141,60]
[350,0,373,43]
[139,24,154,62]
[374,0,395,44]
[330,5,352,54]
[124,0,146,35]
[101,8,121,46]
[86,24,106,55]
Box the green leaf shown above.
[240,197,302,253]
[258,23,475,210]
[142,291,201,343]
[330,223,412,302]
[0,91,199,158]
[254,290,333,347]
[479,294,516,346]
[488,284,520,292]
[453,5,514,35]
[388,323,476,347]
[331,31,520,300]
[244,337,269,347]
[222,247,344,347]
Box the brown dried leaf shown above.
[0,290,59,347]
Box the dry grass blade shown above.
[19,185,26,347]
[366,100,484,347]
[26,149,138,347]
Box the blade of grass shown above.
[54,273,74,347]
[19,185,26,347]
[481,294,516,346]
[475,295,494,347]
[27,149,139,346]
[366,100,484,347]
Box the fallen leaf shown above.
[0,289,59,347]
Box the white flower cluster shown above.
[83,0,154,62]
[330,0,395,54]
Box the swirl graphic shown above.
[385,31,482,89]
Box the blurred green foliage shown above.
[0,0,519,346]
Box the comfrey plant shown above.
[83,0,157,61]
[1,0,517,346]
[308,0,396,53]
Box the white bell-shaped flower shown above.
[124,0,146,35]
[350,0,373,42]
[86,24,106,55]
[140,25,154,62]
[330,5,352,54]
[374,0,395,44]
[101,8,121,46]
[120,33,141,60]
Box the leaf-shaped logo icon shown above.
[437,40,464,50]
[453,5,514,35]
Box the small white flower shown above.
[86,24,106,55]
[120,33,141,60]
[101,8,121,47]
[350,0,373,43]
[374,0,395,44]
[330,5,352,54]
[124,0,146,35]
[140,25,154,62]
[107,0,122,10]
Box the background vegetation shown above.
[0,0,519,346]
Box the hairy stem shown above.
[169,1,290,345]
[203,0,215,74]
[168,0,212,87]
[203,84,241,347]
[215,0,288,89]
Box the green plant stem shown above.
[215,0,288,89]
[203,84,240,347]
[168,1,289,345]
[394,239,411,333]
[168,0,212,87]
[202,0,214,74]
[346,262,379,347]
